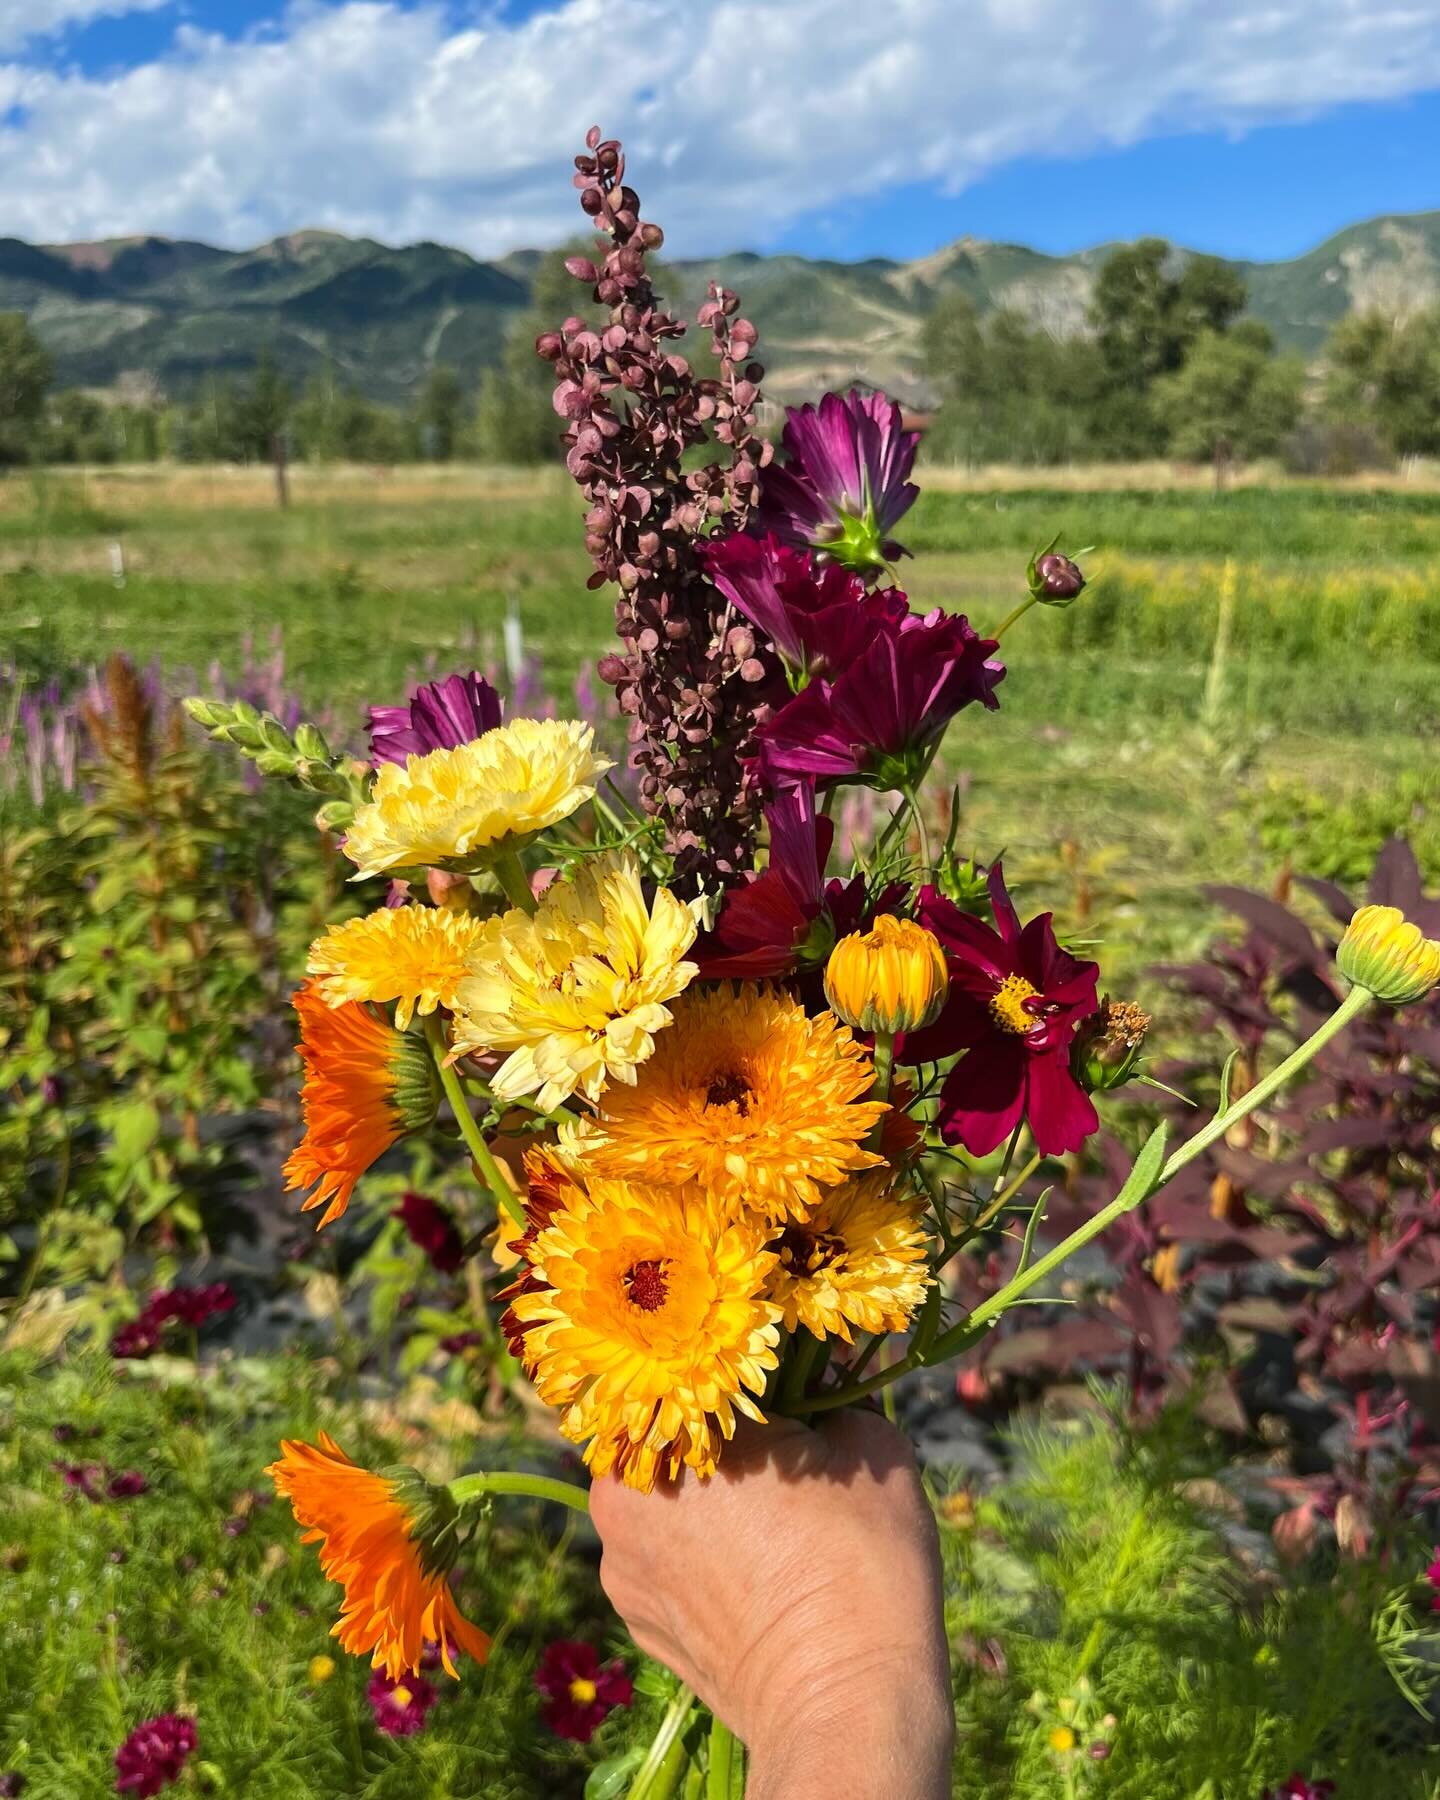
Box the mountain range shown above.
[3,210,1439,408]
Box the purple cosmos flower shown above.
[107,1471,149,1500]
[114,1714,197,1796]
[367,671,503,767]
[696,781,904,982]
[902,865,1100,1158]
[367,1670,437,1737]
[393,1191,465,1275]
[754,388,921,574]
[754,609,1003,789]
[534,1640,633,1744]
[704,534,906,681]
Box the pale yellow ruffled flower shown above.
[449,852,699,1110]
[306,904,489,1030]
[342,719,611,880]
[764,1169,932,1345]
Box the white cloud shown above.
[0,0,167,55]
[0,0,1438,253]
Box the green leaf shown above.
[1016,1186,1052,1277]
[106,1098,161,1166]
[1218,1047,1241,1115]
[585,1749,645,1800]
[1117,1122,1168,1214]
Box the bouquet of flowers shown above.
[186,130,1440,1796]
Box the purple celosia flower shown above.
[367,1670,437,1737]
[368,671,503,767]
[754,609,1003,789]
[113,1714,197,1796]
[534,1640,633,1743]
[704,534,905,681]
[393,1191,465,1275]
[754,388,921,574]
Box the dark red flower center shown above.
[776,1224,846,1276]
[705,1071,752,1114]
[624,1259,669,1312]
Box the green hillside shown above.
[2,209,1437,407]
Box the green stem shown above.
[867,1030,896,1151]
[423,1014,525,1227]
[628,1686,698,1800]
[991,594,1037,641]
[1156,984,1369,1186]
[903,784,931,870]
[812,988,1372,1412]
[707,1717,744,1800]
[447,1470,591,1514]
[943,1149,1044,1260]
[493,846,538,914]
[777,1330,827,1413]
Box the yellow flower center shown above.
[704,1071,753,1115]
[569,1677,599,1705]
[390,1685,414,1708]
[776,1223,847,1276]
[623,1258,670,1313]
[990,973,1039,1035]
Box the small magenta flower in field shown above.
[393,1192,464,1275]
[825,915,949,1036]
[106,1470,148,1499]
[267,1432,490,1679]
[756,388,921,574]
[1337,903,1440,1005]
[113,1714,197,1797]
[0,1771,24,1796]
[282,983,440,1228]
[368,670,503,766]
[904,864,1101,1158]
[534,1641,633,1743]
[1261,1779,1336,1800]
[1424,1546,1440,1610]
[367,1670,437,1737]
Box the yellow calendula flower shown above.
[307,904,489,1030]
[342,719,611,880]
[1337,903,1440,1006]
[824,915,949,1036]
[561,983,887,1222]
[449,853,699,1111]
[267,1433,490,1679]
[766,1169,932,1344]
[308,1655,337,1685]
[503,1166,780,1492]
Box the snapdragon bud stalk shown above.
[184,696,371,832]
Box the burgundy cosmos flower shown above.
[754,609,1003,790]
[902,866,1100,1158]
[111,1284,235,1360]
[755,388,921,575]
[114,1714,197,1797]
[534,1641,633,1743]
[393,1191,464,1274]
[1262,1779,1335,1800]
[705,534,906,681]
[367,1670,437,1737]
[696,781,905,981]
[368,670,503,767]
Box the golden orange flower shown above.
[267,1432,489,1679]
[766,1169,932,1344]
[306,903,488,1030]
[559,983,887,1221]
[283,982,439,1228]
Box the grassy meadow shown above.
[5,459,1439,979]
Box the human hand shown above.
[589,1409,953,1800]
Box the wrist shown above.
[745,1670,952,1800]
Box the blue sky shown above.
[3,0,1439,260]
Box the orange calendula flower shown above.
[267,1432,490,1680]
[283,982,439,1228]
[824,915,949,1036]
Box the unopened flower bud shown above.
[937,850,991,915]
[1034,553,1085,602]
[313,800,356,834]
[294,723,331,763]
[1072,998,1150,1092]
[825,915,949,1035]
[1337,904,1440,1005]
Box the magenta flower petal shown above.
[367,1670,437,1737]
[114,1714,197,1796]
[368,671,503,766]
[393,1191,465,1274]
[1025,1047,1100,1155]
[937,1040,1028,1158]
[706,535,905,680]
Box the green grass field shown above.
[4,462,1437,982]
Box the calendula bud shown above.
[824,915,949,1035]
[1337,904,1440,1006]
[1072,997,1150,1093]
[382,1466,466,1581]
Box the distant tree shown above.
[0,312,54,465]
[1153,329,1305,463]
[44,390,117,464]
[1322,306,1440,458]
[240,348,294,459]
[414,365,466,461]
[294,368,411,463]
[476,245,604,465]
